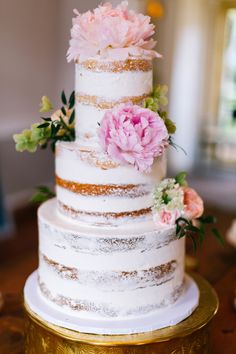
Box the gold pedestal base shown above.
[25,274,218,354]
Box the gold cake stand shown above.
[24,273,218,354]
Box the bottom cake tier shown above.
[25,271,199,334]
[24,273,216,350]
[38,198,187,320]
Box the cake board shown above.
[24,272,218,353]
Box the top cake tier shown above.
[75,58,153,146]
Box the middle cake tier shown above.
[56,141,166,226]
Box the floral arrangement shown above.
[152,172,223,250]
[98,103,169,173]
[67,1,160,62]
[97,84,177,173]
[13,91,75,153]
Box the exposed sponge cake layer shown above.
[38,199,185,319]
[75,58,152,144]
[55,142,166,225]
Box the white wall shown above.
[0,0,57,138]
[0,0,58,205]
[0,0,99,205]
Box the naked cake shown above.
[19,1,212,334]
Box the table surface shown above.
[0,205,236,354]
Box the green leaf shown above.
[212,228,224,245]
[199,215,216,224]
[31,123,51,144]
[61,90,67,105]
[69,91,75,109]
[61,106,67,116]
[42,117,52,122]
[37,186,50,193]
[189,234,198,253]
[69,110,75,125]
[165,118,176,135]
[51,123,61,137]
[163,193,172,204]
[186,224,201,233]
[37,122,50,129]
[175,171,188,187]
[31,194,48,203]
[31,186,55,204]
[175,210,222,251]
[51,141,56,152]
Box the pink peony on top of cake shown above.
[98,103,169,173]
[67,1,160,62]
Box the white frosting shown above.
[56,142,166,185]
[38,199,185,319]
[55,141,166,224]
[56,186,153,214]
[75,61,152,143]
[75,104,106,141]
[76,64,152,99]
[39,268,184,319]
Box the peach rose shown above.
[183,187,204,220]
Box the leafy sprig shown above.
[143,85,176,134]
[176,216,224,252]
[31,186,55,204]
[13,91,76,153]
[175,171,188,187]
[143,86,188,155]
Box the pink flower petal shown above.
[67,2,160,62]
[98,103,169,173]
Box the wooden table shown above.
[0,205,236,354]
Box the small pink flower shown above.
[153,208,180,226]
[67,1,160,62]
[183,187,204,220]
[98,103,169,172]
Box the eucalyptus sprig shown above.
[31,186,55,204]
[13,90,76,153]
[176,216,224,252]
[143,85,176,135]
